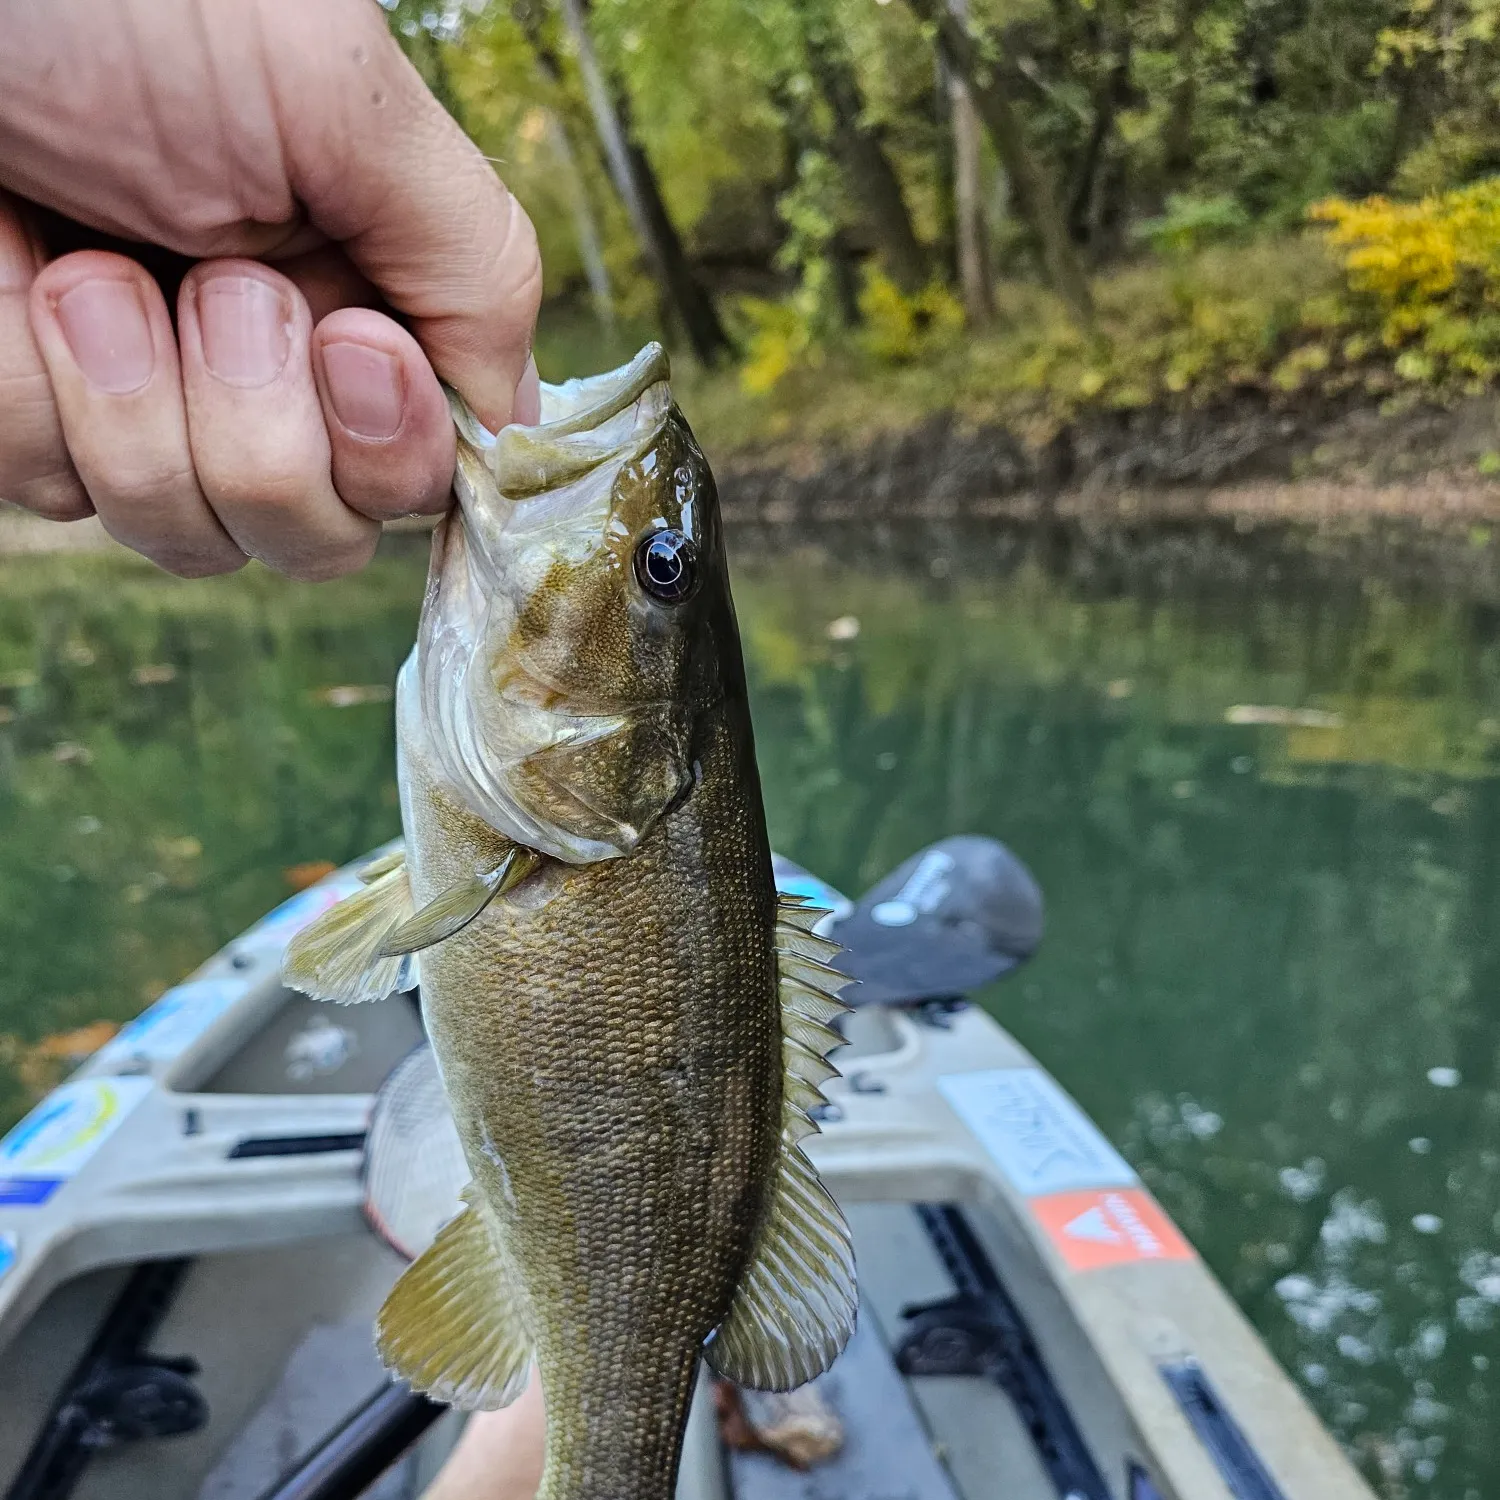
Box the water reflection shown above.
[2,522,1499,1497]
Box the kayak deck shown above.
[0,850,1376,1500]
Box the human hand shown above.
[0,0,542,579]
[422,1372,546,1500]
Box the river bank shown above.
[713,388,1500,527]
[6,385,1500,560]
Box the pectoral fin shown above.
[705,896,857,1392]
[378,846,543,958]
[377,1189,532,1411]
[282,860,418,1005]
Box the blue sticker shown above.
[0,1232,17,1278]
[94,979,246,1068]
[0,1178,60,1207]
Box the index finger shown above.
[0,192,92,520]
[264,0,543,433]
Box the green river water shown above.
[1,519,1498,1498]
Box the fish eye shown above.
[634,529,699,604]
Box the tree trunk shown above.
[556,0,733,366]
[904,0,1094,326]
[799,2,931,295]
[509,4,615,331]
[948,0,993,324]
[1067,0,1131,256]
[1163,0,1201,181]
[545,111,616,331]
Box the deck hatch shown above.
[899,1204,1112,1500]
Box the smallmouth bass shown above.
[285,344,856,1500]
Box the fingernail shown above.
[54,280,154,394]
[513,356,541,426]
[322,342,405,440]
[197,276,290,386]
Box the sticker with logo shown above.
[93,979,247,1070]
[938,1068,1138,1197]
[0,1076,154,1207]
[1031,1188,1194,1273]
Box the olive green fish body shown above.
[284,345,855,1500]
[404,700,779,1499]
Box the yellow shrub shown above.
[1312,180,1500,385]
[857,271,965,364]
[737,297,816,395]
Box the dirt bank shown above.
[6,392,1500,558]
[715,391,1500,528]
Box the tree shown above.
[556,0,735,366]
[793,0,931,295]
[946,0,994,324]
[903,0,1095,326]
[507,1,616,331]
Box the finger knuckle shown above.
[161,548,248,580]
[104,456,203,511]
[102,518,246,580]
[277,531,378,583]
[338,454,447,520]
[9,469,93,522]
[203,463,319,520]
[494,199,544,328]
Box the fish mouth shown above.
[449,343,672,501]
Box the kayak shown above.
[0,838,1374,1500]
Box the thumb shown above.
[267,0,542,431]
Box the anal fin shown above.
[377,1189,532,1412]
[705,896,857,1392]
[283,860,418,1005]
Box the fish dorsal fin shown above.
[704,896,857,1391]
[378,846,543,958]
[282,859,419,1005]
[377,1188,533,1411]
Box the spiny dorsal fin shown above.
[378,845,542,958]
[283,860,418,1005]
[704,898,857,1391]
[377,1189,532,1411]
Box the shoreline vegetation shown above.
[12,2,1500,542]
[394,0,1500,527]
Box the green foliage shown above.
[855,270,965,363]
[373,0,1500,429]
[682,237,1343,453]
[1136,193,1251,256]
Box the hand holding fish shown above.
[0,0,542,580]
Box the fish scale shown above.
[285,343,856,1500]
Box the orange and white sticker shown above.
[1031,1188,1194,1273]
